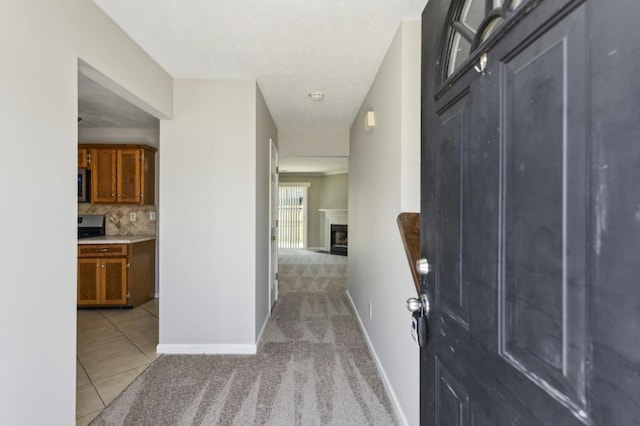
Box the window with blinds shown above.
[278,184,309,249]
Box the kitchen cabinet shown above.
[77,239,155,307]
[77,244,128,305]
[78,148,90,169]
[90,148,117,203]
[77,256,128,305]
[117,148,142,203]
[80,144,156,205]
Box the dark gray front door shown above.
[420,0,640,424]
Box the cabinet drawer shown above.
[78,244,128,257]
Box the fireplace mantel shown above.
[319,209,348,251]
[319,209,348,222]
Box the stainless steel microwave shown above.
[78,169,91,203]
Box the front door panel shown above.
[437,96,469,328]
[500,9,588,409]
[419,0,640,424]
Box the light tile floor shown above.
[76,299,159,425]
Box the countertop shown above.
[78,236,156,244]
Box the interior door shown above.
[269,139,279,311]
[420,0,640,424]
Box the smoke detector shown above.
[308,92,325,101]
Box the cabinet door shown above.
[91,149,117,203]
[117,149,142,203]
[78,148,90,169]
[78,258,101,305]
[102,258,128,305]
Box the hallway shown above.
[91,249,397,425]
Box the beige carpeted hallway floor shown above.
[91,249,397,425]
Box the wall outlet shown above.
[149,211,156,221]
[130,212,136,222]
[369,301,373,319]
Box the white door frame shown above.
[268,139,279,313]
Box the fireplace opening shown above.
[330,224,348,256]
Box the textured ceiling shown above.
[91,0,427,129]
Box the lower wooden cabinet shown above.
[77,257,128,305]
[77,240,155,307]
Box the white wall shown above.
[159,80,260,353]
[0,2,77,423]
[348,20,421,426]
[321,173,349,209]
[279,128,349,157]
[0,1,172,424]
[255,85,278,341]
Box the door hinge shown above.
[276,166,279,174]
[275,272,278,280]
[126,263,131,269]
[126,292,130,299]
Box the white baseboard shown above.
[345,290,409,426]
[156,343,257,355]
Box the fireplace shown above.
[330,224,348,256]
[319,209,348,255]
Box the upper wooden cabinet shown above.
[80,144,156,205]
[78,148,90,169]
[118,149,143,203]
[91,148,117,203]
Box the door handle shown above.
[406,293,430,315]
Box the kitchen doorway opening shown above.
[278,183,310,249]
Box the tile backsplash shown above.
[78,204,157,236]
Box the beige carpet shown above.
[92,250,397,425]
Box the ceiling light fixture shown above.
[308,92,325,101]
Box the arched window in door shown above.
[442,0,526,80]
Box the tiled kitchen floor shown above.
[76,299,159,425]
